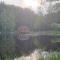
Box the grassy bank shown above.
[39,52,60,60]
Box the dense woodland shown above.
[0,1,60,59]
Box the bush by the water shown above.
[39,52,60,60]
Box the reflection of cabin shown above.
[16,26,31,40]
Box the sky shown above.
[3,0,40,9]
[0,0,60,15]
[0,0,47,14]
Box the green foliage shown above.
[0,3,16,58]
[39,52,60,60]
[32,16,44,31]
[45,52,60,60]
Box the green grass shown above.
[39,52,60,60]
[0,55,14,60]
[45,52,59,60]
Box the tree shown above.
[0,3,16,59]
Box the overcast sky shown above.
[0,0,40,13]
[1,0,48,14]
[0,0,60,15]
